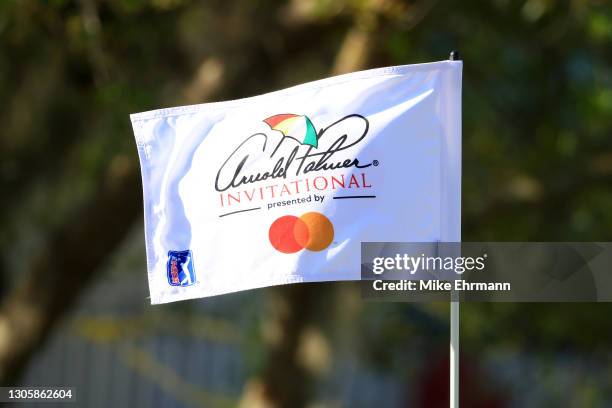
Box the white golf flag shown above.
[131,60,462,304]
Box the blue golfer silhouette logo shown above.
[167,250,196,287]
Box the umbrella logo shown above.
[263,113,319,148]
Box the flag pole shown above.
[450,298,459,408]
[448,49,460,408]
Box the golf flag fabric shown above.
[131,60,462,304]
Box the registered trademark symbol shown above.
[373,160,379,166]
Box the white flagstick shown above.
[448,50,461,408]
[450,299,459,408]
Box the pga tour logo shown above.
[167,250,196,287]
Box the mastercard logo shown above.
[269,212,334,254]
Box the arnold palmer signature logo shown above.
[215,114,375,192]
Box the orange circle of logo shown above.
[269,212,334,253]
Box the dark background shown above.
[1,0,611,407]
